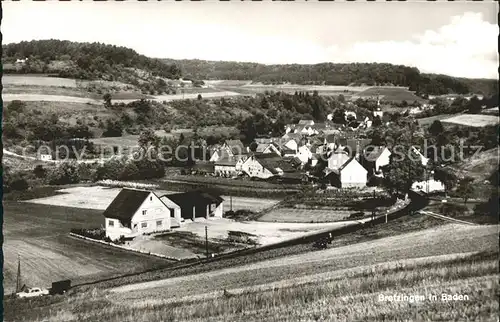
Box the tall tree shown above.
[456,177,475,204]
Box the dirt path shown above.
[420,210,477,225]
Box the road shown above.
[2,149,107,164]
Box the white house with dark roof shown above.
[103,189,178,241]
[326,156,368,188]
[363,146,391,174]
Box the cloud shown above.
[331,12,498,79]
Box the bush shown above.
[71,228,105,240]
[440,203,469,218]
[48,162,80,185]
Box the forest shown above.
[163,58,498,96]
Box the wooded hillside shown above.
[162,59,498,96]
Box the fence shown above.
[69,233,181,261]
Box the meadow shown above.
[354,86,424,102]
[258,207,352,223]
[441,114,500,127]
[3,201,173,295]
[5,222,498,321]
[2,75,78,87]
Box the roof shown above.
[253,153,297,174]
[337,138,372,156]
[325,134,336,144]
[215,154,247,166]
[163,191,224,209]
[327,151,351,170]
[103,189,152,222]
[224,139,245,154]
[298,119,314,125]
[255,143,272,153]
[364,146,388,162]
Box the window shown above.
[133,223,138,229]
[142,210,147,215]
[156,220,162,227]
[108,220,114,227]
[150,196,153,201]
[141,222,147,228]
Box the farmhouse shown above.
[362,146,391,174]
[326,157,368,188]
[103,188,178,240]
[214,154,248,177]
[241,153,298,180]
[295,145,313,165]
[255,143,281,155]
[222,139,246,156]
[161,191,224,221]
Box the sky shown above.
[2,1,498,79]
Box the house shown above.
[15,58,28,64]
[280,133,302,151]
[327,151,351,170]
[298,119,315,126]
[295,145,313,165]
[362,146,391,174]
[255,143,281,155]
[39,153,53,161]
[326,157,368,188]
[214,154,248,177]
[241,153,297,180]
[103,188,179,240]
[335,138,372,160]
[222,139,245,156]
[411,146,429,166]
[161,191,224,221]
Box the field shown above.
[25,186,280,213]
[176,217,355,245]
[354,86,424,102]
[417,114,457,128]
[3,201,173,295]
[441,114,499,127]
[259,207,352,223]
[2,75,78,87]
[212,83,370,97]
[449,147,499,182]
[5,222,497,321]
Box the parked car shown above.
[16,287,49,298]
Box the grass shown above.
[63,213,448,292]
[5,250,498,321]
[442,114,499,127]
[416,113,457,128]
[154,231,242,255]
[2,75,78,87]
[259,207,352,223]
[355,86,424,102]
[3,201,174,295]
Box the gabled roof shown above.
[256,143,275,153]
[364,146,388,162]
[215,154,247,166]
[163,191,224,209]
[253,153,296,174]
[224,139,245,154]
[298,119,314,125]
[103,188,152,222]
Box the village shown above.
[2,5,498,319]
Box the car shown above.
[16,287,49,298]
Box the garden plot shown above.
[259,208,353,223]
[176,217,356,245]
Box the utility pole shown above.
[16,254,21,293]
[371,189,376,225]
[205,226,209,259]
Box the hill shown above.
[162,58,498,96]
[2,40,182,95]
